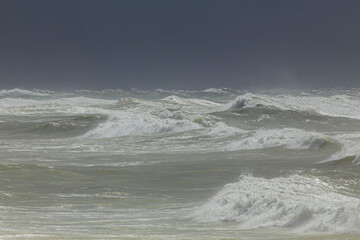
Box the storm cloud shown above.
[1,0,360,90]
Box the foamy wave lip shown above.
[225,128,330,151]
[83,112,200,138]
[196,175,360,232]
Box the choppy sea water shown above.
[1,88,360,239]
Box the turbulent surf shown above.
[1,88,360,239]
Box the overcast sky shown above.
[1,0,360,90]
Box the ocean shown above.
[0,88,360,239]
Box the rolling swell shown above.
[224,92,360,120]
[214,94,360,133]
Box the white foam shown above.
[225,128,329,151]
[196,175,360,232]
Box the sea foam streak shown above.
[196,175,360,233]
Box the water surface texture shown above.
[1,88,360,239]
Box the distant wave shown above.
[0,97,117,116]
[203,88,226,93]
[223,93,360,120]
[0,88,52,97]
[196,174,360,233]
[225,94,261,110]
[223,93,291,111]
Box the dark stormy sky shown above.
[1,0,360,90]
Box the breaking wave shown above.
[319,132,360,166]
[196,174,360,233]
[83,111,200,138]
[225,128,335,151]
